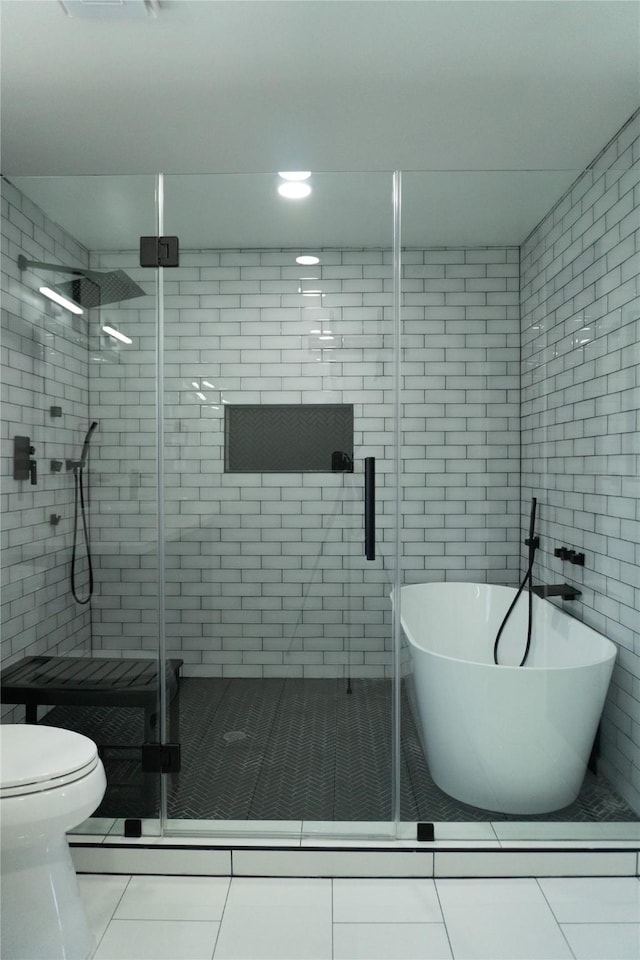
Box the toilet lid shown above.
[0,724,99,795]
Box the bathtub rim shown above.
[394,581,618,673]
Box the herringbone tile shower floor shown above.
[44,678,637,823]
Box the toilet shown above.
[0,724,106,960]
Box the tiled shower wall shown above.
[88,245,520,678]
[0,178,92,718]
[90,248,397,677]
[401,247,521,584]
[520,110,640,813]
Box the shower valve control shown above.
[554,546,585,566]
[13,436,37,484]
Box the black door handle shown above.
[364,457,375,560]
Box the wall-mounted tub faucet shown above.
[532,583,582,600]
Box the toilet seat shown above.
[0,724,100,798]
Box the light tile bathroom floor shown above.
[79,873,640,960]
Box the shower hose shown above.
[70,464,94,605]
[493,497,539,667]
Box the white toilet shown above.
[0,724,106,960]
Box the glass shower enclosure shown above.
[1,173,166,831]
[159,172,401,832]
[2,158,638,843]
[1,170,402,839]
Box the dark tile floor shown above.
[45,677,638,823]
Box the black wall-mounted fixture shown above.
[532,583,582,600]
[14,436,37,484]
[554,546,585,566]
[364,457,376,561]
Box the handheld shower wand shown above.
[67,421,98,471]
[79,421,98,468]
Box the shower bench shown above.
[0,655,183,813]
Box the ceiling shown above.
[1,1,639,250]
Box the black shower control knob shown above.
[555,546,585,565]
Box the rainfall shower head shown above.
[18,255,146,309]
[54,271,145,310]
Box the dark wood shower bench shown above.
[0,655,183,811]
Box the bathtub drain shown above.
[223,731,247,743]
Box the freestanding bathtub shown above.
[396,582,617,815]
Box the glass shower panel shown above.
[162,172,399,837]
[398,170,639,839]
[0,174,164,835]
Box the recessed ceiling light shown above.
[278,171,312,181]
[278,181,312,199]
[296,255,320,265]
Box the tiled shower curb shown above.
[70,840,640,879]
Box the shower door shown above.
[1,174,166,835]
[161,173,400,835]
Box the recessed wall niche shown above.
[224,403,354,473]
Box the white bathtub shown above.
[396,582,616,815]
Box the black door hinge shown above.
[139,236,180,267]
[141,742,181,774]
[417,822,435,842]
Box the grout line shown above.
[433,878,455,960]
[330,877,335,960]
[90,873,132,958]
[535,878,578,960]
[210,876,231,960]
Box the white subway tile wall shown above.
[0,178,93,720]
[401,247,521,585]
[89,248,397,679]
[87,245,522,681]
[520,111,640,814]
[85,255,159,660]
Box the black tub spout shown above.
[531,583,582,600]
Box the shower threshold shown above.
[68,817,640,880]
